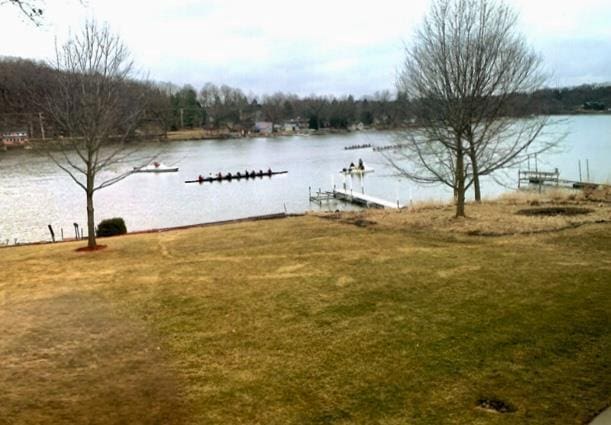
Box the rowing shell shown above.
[185,170,288,183]
[133,167,179,173]
[340,168,375,176]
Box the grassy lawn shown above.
[0,202,609,424]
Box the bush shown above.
[96,217,127,237]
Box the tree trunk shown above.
[455,145,466,217]
[86,190,96,248]
[469,146,481,202]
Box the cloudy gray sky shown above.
[3,0,611,96]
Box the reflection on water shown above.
[1,116,609,243]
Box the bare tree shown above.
[2,0,84,25]
[41,20,152,248]
[262,93,288,131]
[2,0,43,23]
[391,0,557,217]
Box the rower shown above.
[198,174,204,183]
[258,169,263,176]
[227,172,232,179]
[358,158,364,170]
[236,171,241,178]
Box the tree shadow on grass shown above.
[0,292,187,425]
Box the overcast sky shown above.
[3,0,611,96]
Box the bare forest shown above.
[1,56,609,141]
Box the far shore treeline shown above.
[0,55,610,140]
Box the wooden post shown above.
[48,224,55,242]
[527,154,530,171]
[586,159,590,182]
[578,160,582,182]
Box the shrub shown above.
[96,217,127,237]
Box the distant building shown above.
[282,122,296,132]
[2,131,29,147]
[254,121,273,134]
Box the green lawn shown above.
[0,210,609,424]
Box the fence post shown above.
[48,224,55,243]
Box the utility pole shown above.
[38,112,46,140]
[180,108,184,129]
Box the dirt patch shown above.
[350,218,377,227]
[0,292,186,425]
[516,207,594,217]
[476,398,517,414]
[75,244,107,252]
[316,212,377,228]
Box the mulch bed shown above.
[516,207,594,216]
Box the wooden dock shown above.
[309,187,403,209]
[334,188,403,209]
[518,169,602,190]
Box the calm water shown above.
[1,115,609,243]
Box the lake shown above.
[1,115,609,243]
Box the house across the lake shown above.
[1,131,29,148]
[254,121,273,134]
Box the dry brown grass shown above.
[343,189,611,236]
[0,199,609,424]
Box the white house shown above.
[254,121,273,134]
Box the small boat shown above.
[185,170,288,184]
[340,168,375,176]
[133,162,179,173]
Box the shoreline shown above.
[3,186,610,248]
[11,127,380,149]
[3,111,610,150]
[0,212,303,249]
